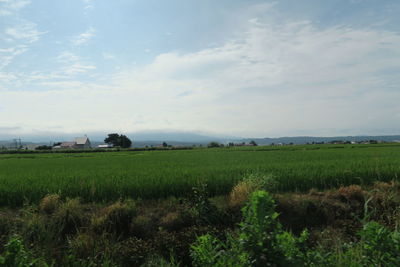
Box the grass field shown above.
[1,144,400,206]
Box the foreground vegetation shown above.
[1,144,400,265]
[0,143,400,206]
[0,180,400,266]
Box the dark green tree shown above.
[249,140,258,146]
[207,142,221,148]
[104,133,132,148]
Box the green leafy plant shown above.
[0,235,49,267]
[191,190,326,266]
[188,183,221,225]
[358,221,400,266]
[238,190,284,266]
[191,233,250,267]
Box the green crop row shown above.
[0,144,399,206]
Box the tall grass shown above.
[0,144,400,206]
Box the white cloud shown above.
[40,81,85,88]
[55,51,96,76]
[101,20,400,136]
[1,7,400,137]
[5,22,46,43]
[64,62,96,75]
[0,45,28,69]
[7,0,30,9]
[56,51,81,63]
[71,27,95,46]
[0,2,40,79]
[0,0,30,16]
[102,52,115,60]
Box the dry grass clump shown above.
[159,211,181,230]
[68,233,96,259]
[229,174,275,208]
[39,194,60,214]
[370,181,400,226]
[229,179,260,208]
[92,199,136,236]
[130,214,154,238]
[52,198,86,237]
[337,185,365,202]
[21,213,48,244]
[373,180,400,191]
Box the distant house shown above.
[59,142,76,149]
[53,136,91,150]
[74,137,91,149]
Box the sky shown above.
[0,0,400,139]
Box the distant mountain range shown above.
[239,135,400,145]
[1,131,400,148]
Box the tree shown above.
[104,133,132,148]
[208,142,221,148]
[249,140,258,146]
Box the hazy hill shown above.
[1,133,400,148]
[240,135,400,145]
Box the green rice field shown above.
[1,144,400,206]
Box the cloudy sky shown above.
[1,0,400,139]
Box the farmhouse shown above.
[74,137,91,149]
[53,136,91,149]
